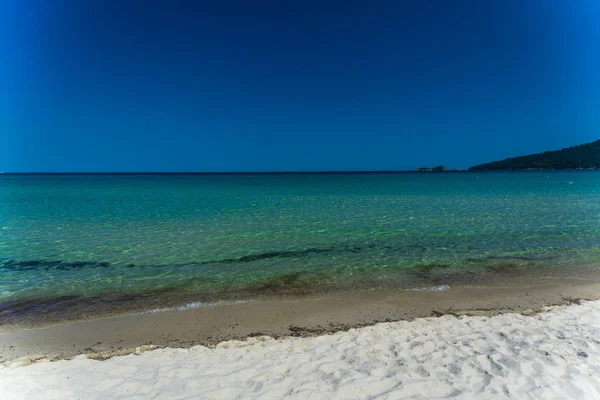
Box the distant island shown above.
[417,166,448,172]
[469,139,600,171]
[417,166,469,172]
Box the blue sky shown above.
[1,0,599,172]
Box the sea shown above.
[1,172,599,325]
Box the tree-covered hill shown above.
[470,140,600,170]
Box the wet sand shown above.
[2,272,600,364]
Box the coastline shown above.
[2,272,600,364]
[2,299,600,400]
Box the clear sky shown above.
[1,0,599,172]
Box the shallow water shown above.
[1,172,599,322]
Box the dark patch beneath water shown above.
[404,261,555,287]
[466,255,558,263]
[0,260,570,327]
[249,272,313,295]
[1,260,112,272]
[0,242,435,272]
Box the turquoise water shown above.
[1,172,600,322]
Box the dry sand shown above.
[2,299,600,399]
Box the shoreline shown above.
[3,261,598,331]
[2,272,600,364]
[3,300,600,399]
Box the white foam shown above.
[411,284,450,291]
[142,299,251,314]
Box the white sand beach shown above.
[2,300,600,400]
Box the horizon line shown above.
[0,170,472,175]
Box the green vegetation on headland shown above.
[469,140,600,171]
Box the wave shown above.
[410,285,450,291]
[142,299,252,314]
